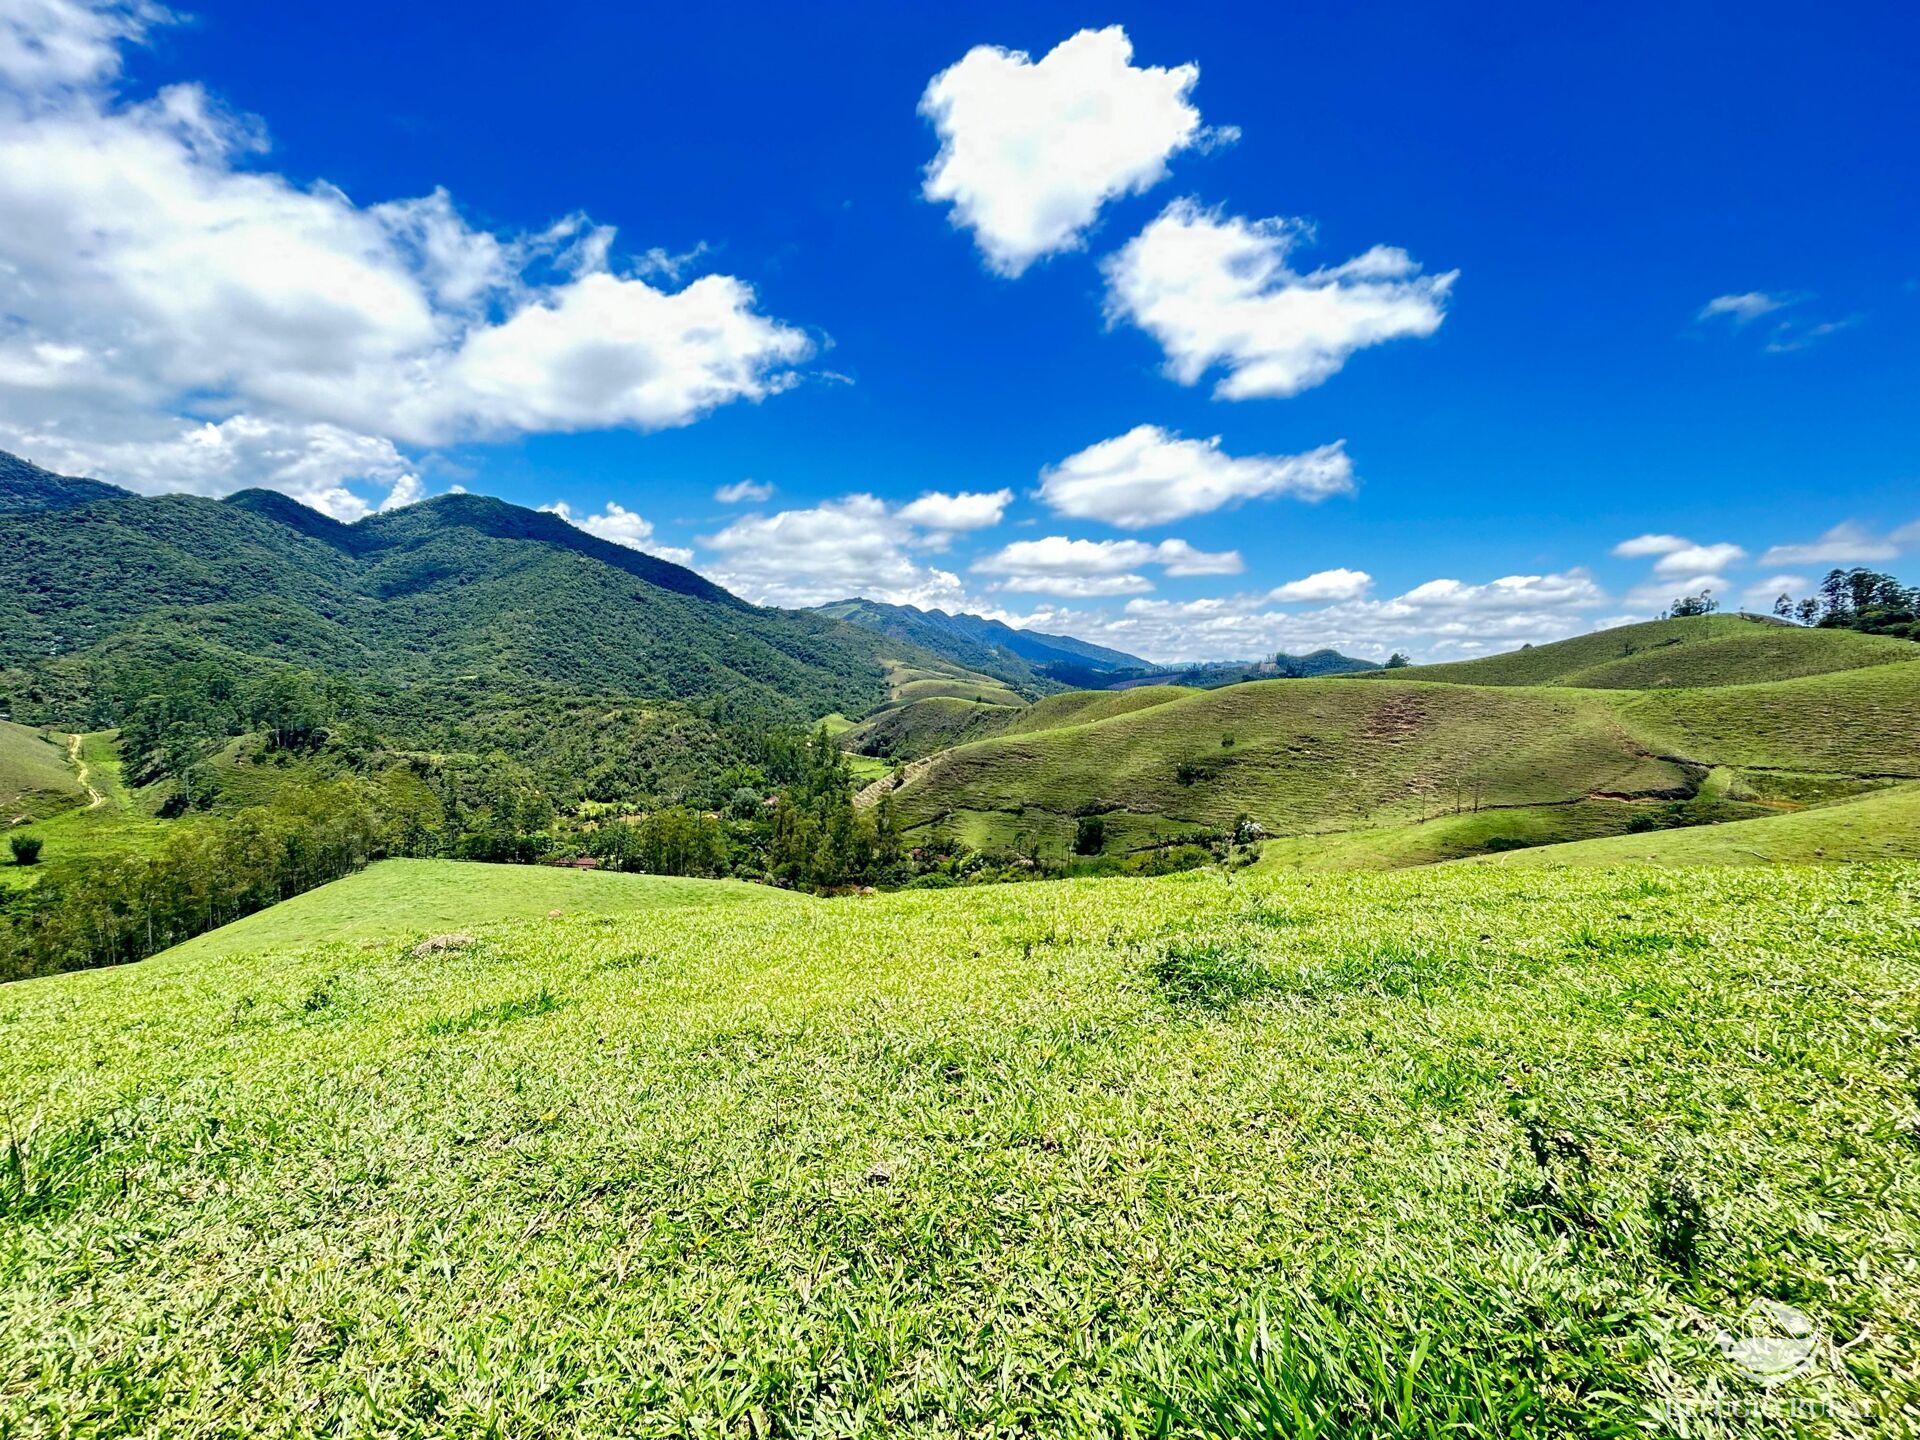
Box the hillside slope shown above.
[0,451,926,723]
[2,862,1911,1432]
[880,622,1920,863]
[884,678,1690,855]
[1386,613,1917,689]
[1471,783,1920,868]
[0,721,84,823]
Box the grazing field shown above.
[0,722,83,825]
[1383,614,1919,690]
[1610,662,1920,779]
[0,732,164,892]
[1,860,1915,1435]
[885,678,1691,842]
[156,858,805,963]
[875,619,1920,868]
[1472,782,1920,869]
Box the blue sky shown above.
[1,0,1915,660]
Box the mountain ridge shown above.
[0,450,930,724]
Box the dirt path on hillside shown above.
[67,733,106,809]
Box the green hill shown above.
[1470,782,1920,868]
[2,858,1912,1432]
[880,622,1920,865]
[1385,613,1917,689]
[0,721,84,824]
[0,451,952,725]
[1610,660,1920,778]
[882,678,1692,858]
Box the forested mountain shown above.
[811,597,1148,689]
[0,451,915,724]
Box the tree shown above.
[1384,652,1412,669]
[1074,814,1106,856]
[1666,590,1717,618]
[1794,597,1820,626]
[1773,594,1794,618]
[8,834,43,865]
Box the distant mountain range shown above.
[809,598,1148,690]
[813,597,1381,691]
[0,449,925,723]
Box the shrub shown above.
[1074,814,1106,856]
[1148,939,1272,1007]
[8,834,43,865]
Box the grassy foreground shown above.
[3,860,1918,1435]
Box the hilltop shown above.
[1379,612,1917,689]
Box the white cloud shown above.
[973,534,1242,596]
[1697,292,1788,325]
[919,26,1228,277]
[542,499,694,567]
[1651,541,1746,577]
[1038,425,1352,527]
[1762,522,1904,566]
[700,495,970,610]
[0,0,162,90]
[1031,567,1606,664]
[0,2,814,514]
[1102,199,1455,400]
[1611,533,1691,558]
[715,478,774,505]
[377,471,424,512]
[1268,568,1371,602]
[896,488,1012,530]
[1623,572,1728,612]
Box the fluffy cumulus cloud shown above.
[699,495,971,611]
[896,488,1012,531]
[1610,532,1747,613]
[973,535,1242,597]
[1102,200,1455,400]
[920,27,1230,277]
[1268,567,1371,602]
[541,500,695,567]
[0,1,814,517]
[715,478,774,504]
[1038,425,1352,527]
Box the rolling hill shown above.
[0,450,946,725]
[872,617,1920,864]
[0,720,84,824]
[1381,612,1917,689]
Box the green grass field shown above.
[2,859,1916,1434]
[0,732,166,892]
[155,858,806,963]
[887,678,1690,842]
[878,621,1920,869]
[0,721,84,826]
[1384,614,1919,690]
[1468,782,1920,869]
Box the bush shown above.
[1074,814,1106,856]
[7,834,42,866]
